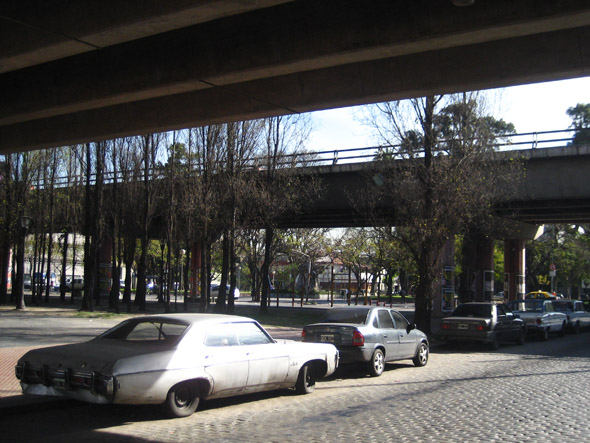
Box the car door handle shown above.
[382,335,388,338]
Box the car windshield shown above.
[97,319,188,345]
[322,309,370,325]
[507,300,544,312]
[450,304,492,318]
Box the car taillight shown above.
[536,319,542,325]
[475,325,486,331]
[352,330,364,346]
[440,324,450,330]
[301,329,306,340]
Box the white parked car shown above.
[210,284,240,301]
[507,299,567,340]
[15,314,339,418]
[551,299,590,333]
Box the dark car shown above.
[439,302,526,349]
[301,307,429,377]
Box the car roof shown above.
[128,313,254,326]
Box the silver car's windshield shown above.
[322,309,370,324]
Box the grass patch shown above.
[73,311,128,320]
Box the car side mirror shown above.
[406,323,416,334]
[514,313,520,319]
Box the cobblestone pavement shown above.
[2,331,589,442]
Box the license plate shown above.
[458,324,468,330]
[321,334,335,343]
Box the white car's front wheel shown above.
[295,363,316,394]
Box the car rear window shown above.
[322,309,370,324]
[98,319,188,344]
[450,304,492,318]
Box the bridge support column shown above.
[434,238,456,318]
[504,239,526,301]
[460,230,494,302]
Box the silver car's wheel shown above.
[164,382,200,418]
[412,342,429,367]
[295,363,316,394]
[574,322,581,334]
[541,328,549,341]
[516,328,526,345]
[559,321,566,337]
[368,349,385,377]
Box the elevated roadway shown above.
[279,145,590,230]
[2,0,590,153]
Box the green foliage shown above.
[526,224,590,294]
[567,103,590,147]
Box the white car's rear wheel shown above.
[164,382,200,418]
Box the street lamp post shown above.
[15,215,32,310]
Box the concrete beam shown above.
[3,0,590,127]
[0,0,292,73]
[2,25,590,153]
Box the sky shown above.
[307,76,590,152]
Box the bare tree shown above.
[359,94,519,332]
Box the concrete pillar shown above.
[433,238,456,318]
[460,230,494,302]
[504,239,526,301]
[476,237,495,302]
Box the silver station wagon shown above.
[15,314,339,417]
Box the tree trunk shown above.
[260,226,273,313]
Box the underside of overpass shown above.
[2,0,590,154]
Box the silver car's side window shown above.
[391,311,409,329]
[377,310,394,329]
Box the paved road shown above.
[2,317,589,442]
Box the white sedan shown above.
[15,314,339,417]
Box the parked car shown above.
[15,313,338,418]
[23,274,31,290]
[492,291,505,302]
[506,299,567,340]
[62,276,84,292]
[210,284,240,301]
[439,302,526,350]
[551,299,590,333]
[301,306,429,377]
[32,272,57,289]
[525,291,558,299]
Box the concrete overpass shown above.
[279,145,590,229]
[2,0,590,154]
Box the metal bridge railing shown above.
[23,128,579,189]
